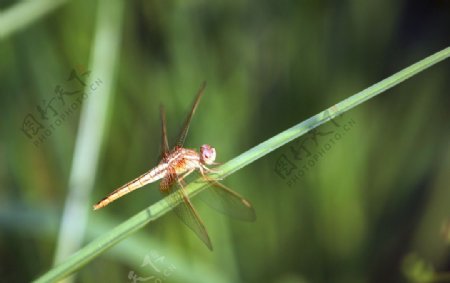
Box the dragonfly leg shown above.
[201,165,216,173]
[199,166,223,181]
[177,168,195,183]
[201,165,223,176]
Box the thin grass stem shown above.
[34,47,449,283]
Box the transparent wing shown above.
[160,172,212,250]
[197,176,256,221]
[160,104,170,158]
[175,81,207,148]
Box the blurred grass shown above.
[0,0,67,39]
[53,0,124,273]
[1,1,449,283]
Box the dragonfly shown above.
[93,82,255,250]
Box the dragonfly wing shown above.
[161,174,212,250]
[160,104,170,158]
[175,81,206,148]
[197,177,256,221]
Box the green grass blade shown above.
[217,47,450,180]
[0,0,67,39]
[53,0,123,267]
[33,47,449,283]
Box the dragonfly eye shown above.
[200,144,216,165]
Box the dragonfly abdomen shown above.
[93,164,167,210]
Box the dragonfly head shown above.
[200,144,216,165]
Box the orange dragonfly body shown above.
[93,82,255,250]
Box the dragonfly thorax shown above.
[200,144,216,165]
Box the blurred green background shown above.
[1,0,449,282]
